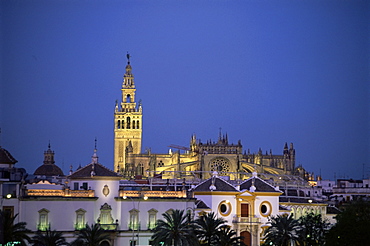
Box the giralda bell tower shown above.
[114,54,142,173]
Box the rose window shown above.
[210,157,231,175]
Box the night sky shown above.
[1,0,369,180]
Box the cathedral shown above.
[113,55,309,182]
[0,55,323,246]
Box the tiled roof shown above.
[280,189,305,197]
[191,176,237,192]
[240,176,280,193]
[68,163,121,179]
[0,147,17,165]
[279,205,291,211]
[326,206,341,214]
[195,199,210,209]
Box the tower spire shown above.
[114,55,143,174]
[92,138,98,164]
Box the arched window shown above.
[147,209,158,230]
[127,117,131,129]
[126,94,131,103]
[137,163,144,175]
[38,208,50,231]
[117,120,120,129]
[129,209,139,230]
[241,231,251,246]
[136,121,140,129]
[75,208,86,230]
[132,120,136,129]
[122,120,124,129]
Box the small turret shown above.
[283,142,289,155]
[43,142,55,165]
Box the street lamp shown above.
[0,193,12,245]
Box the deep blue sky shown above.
[1,0,369,180]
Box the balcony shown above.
[128,222,141,230]
[232,216,260,224]
[26,189,95,197]
[99,223,118,230]
[147,222,157,230]
[120,190,186,199]
[37,223,50,231]
[74,223,86,230]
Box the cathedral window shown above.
[117,120,121,129]
[127,117,131,129]
[38,208,50,231]
[126,94,131,103]
[132,120,136,129]
[137,163,144,175]
[75,208,86,230]
[136,120,140,129]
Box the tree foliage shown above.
[194,212,228,246]
[326,200,370,246]
[1,211,31,246]
[151,209,198,246]
[262,214,302,246]
[32,229,68,246]
[151,210,244,246]
[298,212,330,246]
[218,226,246,246]
[71,223,111,246]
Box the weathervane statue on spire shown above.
[126,52,131,64]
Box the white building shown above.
[21,149,197,246]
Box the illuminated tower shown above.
[114,54,142,174]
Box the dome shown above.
[0,147,18,165]
[33,144,64,176]
[34,164,64,176]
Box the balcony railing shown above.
[74,223,86,230]
[120,190,186,199]
[128,222,141,230]
[26,189,95,197]
[147,222,157,230]
[99,223,118,230]
[37,223,50,231]
[232,216,260,224]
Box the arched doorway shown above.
[99,240,110,246]
[241,231,251,246]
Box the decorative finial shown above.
[126,52,131,64]
[209,174,217,191]
[48,140,51,149]
[91,138,99,164]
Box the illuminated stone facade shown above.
[113,58,302,181]
[114,54,143,173]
